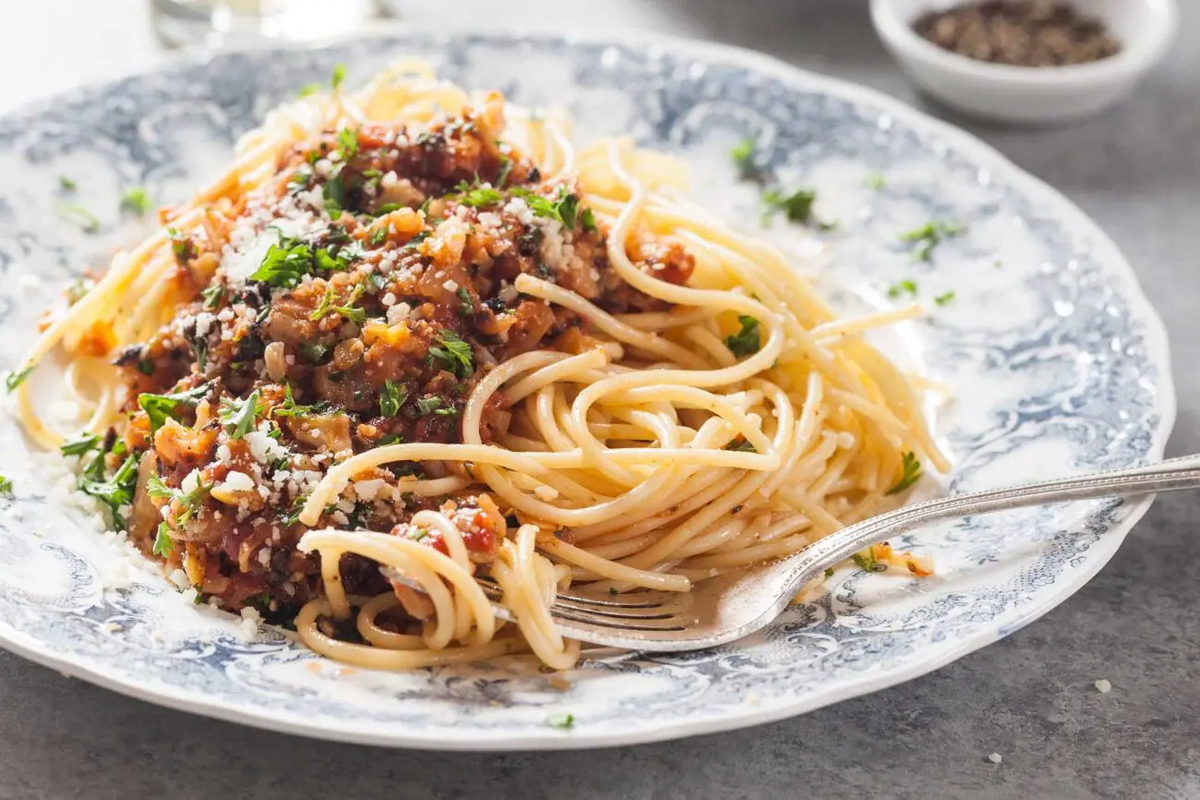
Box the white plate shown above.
[0,30,1173,750]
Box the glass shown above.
[152,0,382,49]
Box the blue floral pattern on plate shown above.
[0,32,1173,750]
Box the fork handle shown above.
[782,454,1200,596]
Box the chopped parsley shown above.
[373,203,403,216]
[220,390,263,440]
[0,476,11,496]
[427,330,474,378]
[452,179,504,208]
[900,220,966,262]
[416,396,456,416]
[299,341,329,364]
[511,186,583,229]
[138,383,211,434]
[153,524,174,557]
[310,282,366,325]
[933,290,957,307]
[731,137,759,180]
[886,280,918,299]
[120,186,152,216]
[456,287,474,316]
[724,315,761,358]
[761,187,817,224]
[200,283,224,309]
[4,363,35,393]
[495,154,513,188]
[369,227,388,247]
[250,239,316,287]
[59,433,101,457]
[864,172,886,190]
[852,547,887,573]
[56,202,100,233]
[546,713,575,730]
[59,175,78,191]
[330,63,347,91]
[379,380,405,417]
[336,127,359,161]
[77,454,139,530]
[824,567,835,578]
[272,383,328,418]
[886,451,922,496]
[147,472,211,545]
[166,227,191,262]
[297,82,321,98]
[580,207,597,232]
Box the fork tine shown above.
[549,607,689,631]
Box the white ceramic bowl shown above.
[870,0,1179,124]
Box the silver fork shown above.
[391,456,1200,653]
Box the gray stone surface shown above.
[2,2,1199,798]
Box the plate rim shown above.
[0,26,1177,751]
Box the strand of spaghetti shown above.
[297,529,498,644]
[297,599,521,670]
[511,275,709,369]
[356,593,427,650]
[500,348,610,405]
[537,535,692,592]
[810,305,924,341]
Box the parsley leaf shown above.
[864,172,886,190]
[138,383,211,434]
[166,227,191,262]
[416,396,456,416]
[887,280,918,299]
[60,433,101,457]
[724,316,761,358]
[59,176,78,191]
[56,202,100,233]
[510,186,584,229]
[580,207,597,233]
[77,454,139,530]
[456,286,474,316]
[147,472,210,529]
[200,283,224,309]
[120,186,152,216]
[272,383,328,418]
[297,82,321,98]
[900,220,966,262]
[731,137,759,181]
[452,180,504,208]
[852,546,887,573]
[0,475,11,497]
[933,290,956,307]
[495,155,513,188]
[761,187,817,224]
[330,63,347,91]
[250,239,315,287]
[336,127,359,161]
[886,451,922,496]
[298,341,329,364]
[379,379,405,417]
[220,390,262,440]
[546,713,575,730]
[427,330,474,378]
[153,523,174,557]
[4,364,36,393]
[310,283,366,325]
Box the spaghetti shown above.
[13,61,946,671]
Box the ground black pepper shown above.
[914,1,1122,67]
